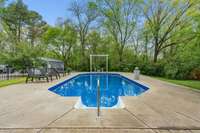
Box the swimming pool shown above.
[49,73,149,108]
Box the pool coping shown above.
[48,72,150,92]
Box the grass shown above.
[154,77,200,90]
[0,77,26,88]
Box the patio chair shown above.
[26,68,50,83]
[47,68,60,79]
[55,68,67,77]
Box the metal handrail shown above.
[97,79,100,118]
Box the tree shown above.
[0,0,5,14]
[26,11,47,46]
[0,40,45,69]
[131,29,142,58]
[69,1,98,64]
[43,23,77,67]
[142,29,150,61]
[94,0,140,63]
[143,0,195,62]
[86,31,101,54]
[188,1,200,46]
[1,0,29,43]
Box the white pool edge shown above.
[74,97,125,109]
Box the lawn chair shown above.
[47,68,60,79]
[55,68,66,77]
[26,68,50,83]
[55,67,71,77]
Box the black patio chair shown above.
[47,68,60,79]
[55,67,71,77]
[26,68,50,83]
[55,68,66,77]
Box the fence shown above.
[0,72,27,81]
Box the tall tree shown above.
[94,0,140,63]
[69,1,98,64]
[27,11,46,46]
[86,31,101,54]
[131,29,142,57]
[1,0,29,43]
[143,0,195,62]
[189,1,200,46]
[0,0,5,14]
[43,23,77,67]
[0,0,5,41]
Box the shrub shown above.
[139,61,165,77]
[189,68,200,80]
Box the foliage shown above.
[163,44,200,79]
[1,0,46,45]
[0,0,5,14]
[0,0,200,80]
[1,0,29,43]
[86,31,102,54]
[2,42,44,70]
[94,0,140,63]
[43,23,77,67]
[26,11,47,45]
[143,0,194,62]
[69,0,98,66]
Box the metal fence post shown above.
[6,67,9,80]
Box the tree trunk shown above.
[31,37,34,46]
[17,23,21,43]
[153,37,159,63]
[118,47,123,63]
[80,34,85,59]
[81,42,85,60]
[144,34,148,61]
[153,47,160,63]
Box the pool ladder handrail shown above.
[97,79,100,118]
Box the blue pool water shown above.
[49,73,149,107]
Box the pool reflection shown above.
[49,74,149,107]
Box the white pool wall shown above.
[74,97,125,109]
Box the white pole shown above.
[90,55,92,72]
[106,55,108,72]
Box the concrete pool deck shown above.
[0,72,199,133]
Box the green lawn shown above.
[0,77,26,88]
[154,77,200,90]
